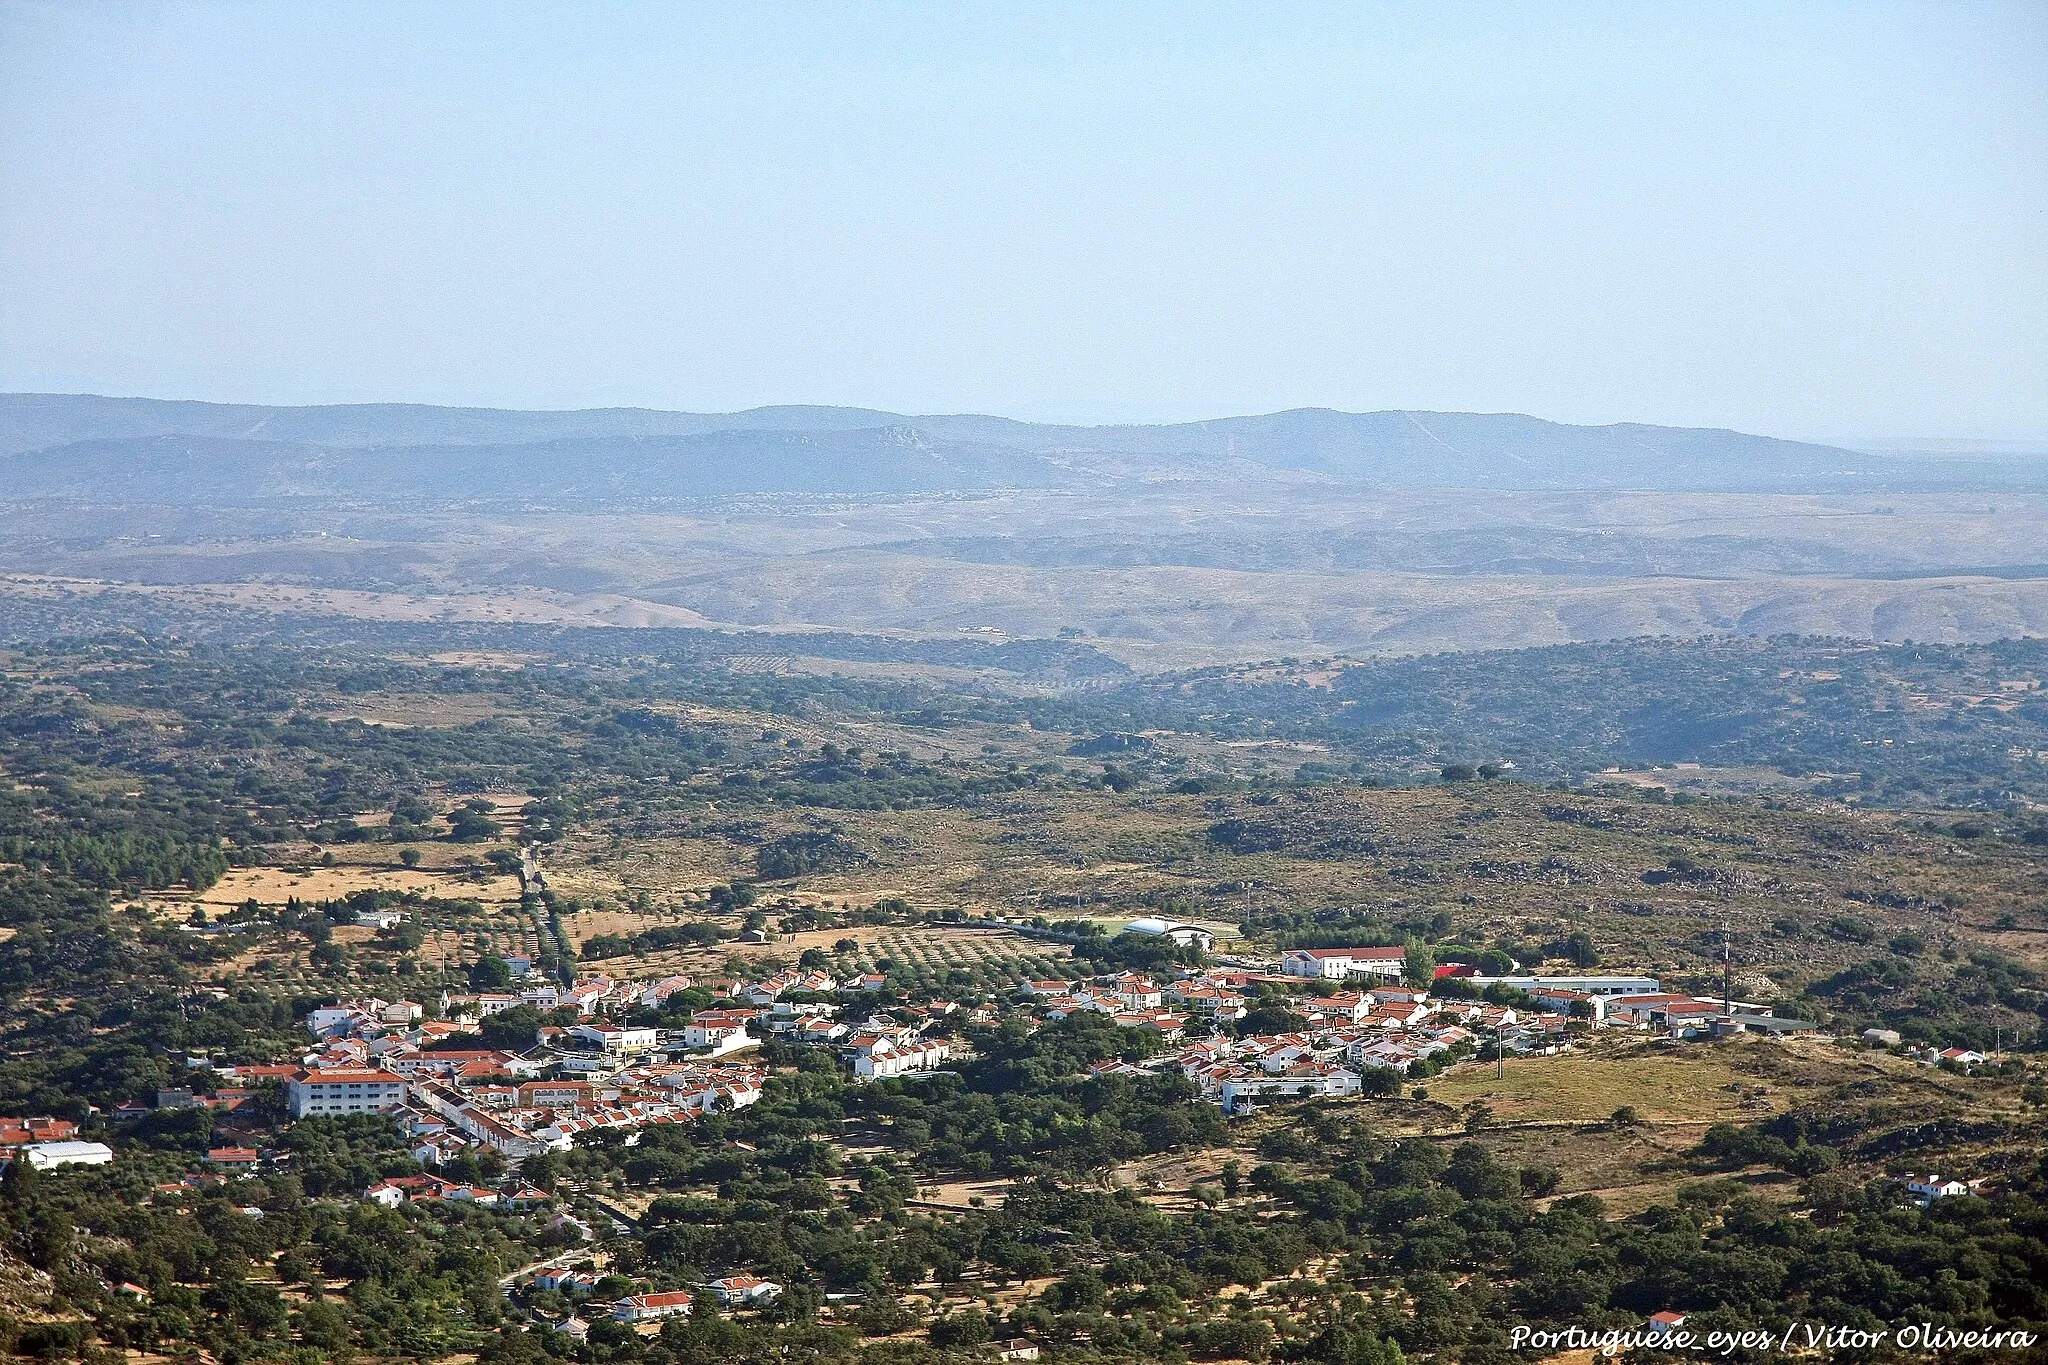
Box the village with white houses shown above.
[21,911,2008,1339]
[99,912,1859,1186]
[250,924,1845,1163]
[29,912,2004,1186]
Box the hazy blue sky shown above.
[2,2,2043,439]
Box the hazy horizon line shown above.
[12,387,2048,452]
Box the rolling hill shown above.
[4,393,2021,498]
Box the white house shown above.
[684,1010,757,1051]
[1309,992,1374,1024]
[1111,974,1164,1009]
[852,1036,951,1081]
[1646,1312,1688,1337]
[612,1291,694,1322]
[1524,986,1605,1020]
[571,1022,660,1055]
[704,1275,782,1306]
[634,975,694,1008]
[305,1004,363,1038]
[533,1267,600,1294]
[1902,1173,1972,1205]
[1280,947,1407,981]
[795,1017,850,1045]
[1171,982,1248,1020]
[562,980,614,1015]
[451,1104,552,1159]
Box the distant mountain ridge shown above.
[1,392,2032,500]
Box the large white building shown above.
[570,1022,661,1055]
[1124,918,1215,951]
[1466,974,1661,996]
[20,1140,114,1170]
[1218,1064,1363,1115]
[1280,946,1407,981]
[285,1067,409,1118]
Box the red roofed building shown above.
[0,1118,76,1145]
[204,1146,262,1168]
[285,1068,408,1118]
[613,1290,694,1322]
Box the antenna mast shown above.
[1721,923,1733,1016]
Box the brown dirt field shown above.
[1414,1039,1797,1126]
[548,836,755,899]
[558,907,707,949]
[435,789,539,814]
[173,864,524,910]
[1977,925,2048,971]
[1449,1119,1725,1210]
[318,691,516,728]
[1107,1144,1243,1209]
[908,1175,1016,1209]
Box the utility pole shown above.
[1497,1025,1504,1081]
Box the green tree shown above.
[1558,931,1599,967]
[297,1299,351,1353]
[930,1311,992,1348]
[480,1004,543,1051]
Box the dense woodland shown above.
[2,1059,2043,1365]
[4,591,2047,807]
[1029,637,2048,810]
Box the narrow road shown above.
[500,1248,582,1289]
[587,1194,642,1233]
[556,1179,642,1234]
